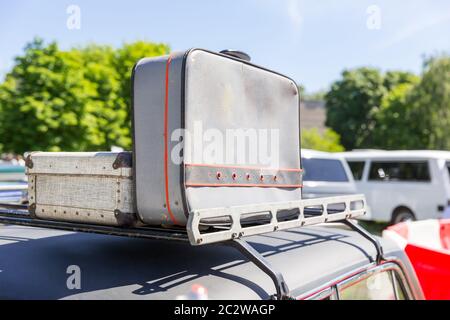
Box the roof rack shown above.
[0,194,384,300]
[0,204,189,242]
[187,194,367,245]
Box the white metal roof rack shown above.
[187,194,366,245]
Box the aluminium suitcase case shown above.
[132,49,303,227]
[26,152,137,227]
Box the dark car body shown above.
[0,222,423,300]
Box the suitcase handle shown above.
[220,50,251,62]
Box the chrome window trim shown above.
[305,287,334,300]
[390,269,400,300]
[337,263,410,300]
[300,258,418,300]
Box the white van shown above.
[339,150,450,224]
[301,149,357,199]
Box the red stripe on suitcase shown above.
[164,55,179,225]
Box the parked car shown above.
[339,150,450,224]
[0,181,28,204]
[0,164,27,205]
[0,163,26,181]
[301,149,357,199]
[0,222,424,300]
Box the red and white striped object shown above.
[383,219,450,300]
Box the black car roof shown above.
[0,224,411,299]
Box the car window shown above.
[446,162,450,181]
[338,270,405,300]
[304,264,412,301]
[368,161,430,182]
[347,161,365,180]
[301,158,349,182]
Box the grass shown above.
[359,221,390,236]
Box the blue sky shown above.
[0,0,449,92]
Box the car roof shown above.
[0,224,409,299]
[339,150,450,160]
[301,149,345,161]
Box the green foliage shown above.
[409,54,450,150]
[383,71,419,91]
[303,90,326,101]
[113,41,170,126]
[301,128,345,152]
[298,85,326,101]
[325,68,421,150]
[325,68,387,150]
[371,82,419,149]
[0,38,169,153]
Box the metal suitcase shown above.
[26,152,137,227]
[132,49,302,227]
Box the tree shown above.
[371,81,420,149]
[383,71,419,91]
[113,41,170,126]
[301,128,344,152]
[409,54,450,150]
[325,68,386,150]
[0,39,93,152]
[303,90,326,101]
[325,68,419,150]
[0,38,169,154]
[297,85,326,101]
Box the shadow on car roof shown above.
[0,224,398,300]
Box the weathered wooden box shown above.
[26,152,137,227]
